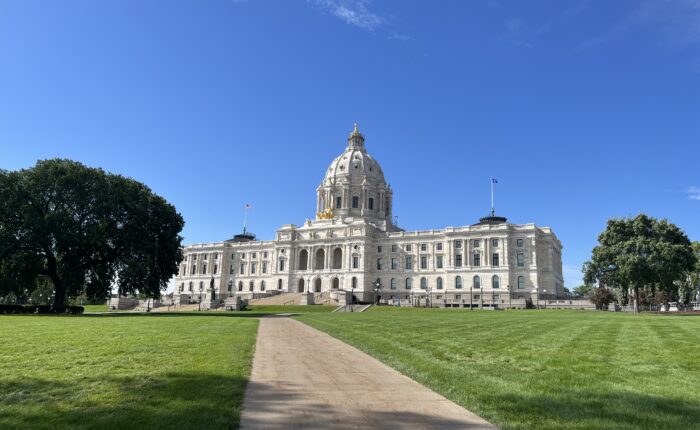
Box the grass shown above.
[243,304,338,314]
[296,308,700,430]
[0,314,258,430]
[81,304,109,312]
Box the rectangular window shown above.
[455,254,462,267]
[336,197,342,208]
[191,266,196,275]
[436,255,443,269]
[474,294,480,300]
[420,256,428,269]
[279,259,285,271]
[262,262,268,274]
[436,243,443,251]
[492,253,499,266]
[377,245,382,253]
[240,263,245,275]
[352,256,359,269]
[377,258,383,270]
[455,295,461,300]
[491,239,498,247]
[352,196,359,208]
[231,253,235,260]
[405,256,413,270]
[493,294,500,300]
[263,251,268,258]
[517,239,524,247]
[517,253,525,267]
[454,240,462,249]
[405,244,412,252]
[252,252,257,259]
[251,262,257,274]
[420,243,427,252]
[391,258,398,270]
[214,253,219,260]
[368,198,374,210]
[391,245,397,253]
[473,254,481,267]
[213,265,218,275]
[203,254,208,261]
[193,254,197,261]
[230,266,234,274]
[473,239,480,248]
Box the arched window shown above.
[278,279,283,290]
[298,278,305,293]
[189,282,193,292]
[406,278,413,289]
[227,280,233,292]
[390,278,397,289]
[455,276,462,289]
[420,277,427,289]
[351,277,357,289]
[315,248,325,270]
[517,276,525,289]
[473,276,481,289]
[249,281,254,292]
[332,277,340,289]
[199,281,204,291]
[238,281,243,292]
[261,281,266,291]
[332,248,343,269]
[436,277,443,290]
[314,278,322,292]
[298,249,309,270]
[492,275,500,289]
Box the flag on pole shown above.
[492,178,498,184]
[245,203,252,208]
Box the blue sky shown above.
[1,0,699,289]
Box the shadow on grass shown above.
[0,372,249,430]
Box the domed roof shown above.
[321,124,387,187]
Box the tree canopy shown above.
[583,214,695,313]
[0,159,184,312]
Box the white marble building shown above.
[174,125,564,308]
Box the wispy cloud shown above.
[389,32,409,42]
[687,186,700,200]
[309,0,384,30]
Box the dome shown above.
[322,144,387,187]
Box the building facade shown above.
[174,125,564,308]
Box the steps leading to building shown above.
[249,292,305,306]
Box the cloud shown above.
[687,186,700,200]
[309,0,384,30]
[389,32,410,41]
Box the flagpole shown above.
[243,205,248,234]
[491,179,495,216]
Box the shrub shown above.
[525,297,535,309]
[67,306,84,314]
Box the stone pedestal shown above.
[337,290,352,306]
[299,292,315,305]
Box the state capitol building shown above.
[174,125,564,308]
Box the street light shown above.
[373,279,382,305]
[543,289,547,309]
[350,282,355,312]
[536,285,540,309]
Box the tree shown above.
[583,214,694,314]
[589,287,614,310]
[0,159,184,312]
[573,284,594,298]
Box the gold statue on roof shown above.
[316,207,334,220]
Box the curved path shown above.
[240,316,496,429]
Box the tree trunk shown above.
[46,255,66,313]
[633,286,639,315]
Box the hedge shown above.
[0,305,84,314]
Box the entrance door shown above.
[298,278,305,293]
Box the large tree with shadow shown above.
[583,214,695,313]
[0,159,184,312]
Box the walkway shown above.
[240,317,496,429]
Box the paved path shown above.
[240,317,496,429]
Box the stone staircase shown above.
[249,292,305,306]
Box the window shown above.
[377,245,382,253]
[240,263,245,274]
[214,253,218,260]
[238,281,243,292]
[492,275,500,289]
[437,277,443,290]
[492,253,499,266]
[405,244,412,252]
[352,256,359,269]
[298,249,308,270]
[436,255,443,269]
[202,263,207,274]
[351,196,359,208]
[517,238,524,247]
[390,278,397,290]
[406,278,413,289]
[455,276,462,289]
[493,294,500,300]
[517,253,525,267]
[279,259,286,271]
[227,280,233,293]
[242,253,246,259]
[473,254,481,267]
[336,197,342,208]
[473,239,480,247]
[517,276,525,289]
[249,281,254,292]
[405,256,413,270]
[199,281,204,291]
[261,281,266,291]
[391,244,398,253]
[231,253,235,260]
[179,283,184,293]
[189,282,193,292]
[474,275,481,289]
[420,243,427,252]
[377,258,383,270]
[436,242,443,251]
[420,277,427,289]
[252,252,257,259]
[491,239,498,247]
[262,262,268,274]
[278,279,283,290]
[263,251,268,258]
[213,264,218,275]
[251,262,257,274]
[352,277,357,289]
[391,258,398,270]
[420,256,428,269]
[455,295,461,300]
[454,240,462,249]
[191,266,196,275]
[368,198,374,210]
[203,254,208,261]
[229,265,234,274]
[474,294,480,300]
[455,254,462,267]
[193,254,197,261]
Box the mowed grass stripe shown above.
[296,309,700,430]
[0,314,258,430]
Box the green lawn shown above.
[296,309,700,430]
[0,314,258,430]
[244,304,338,314]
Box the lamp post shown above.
[350,282,355,312]
[373,279,382,306]
[198,284,203,311]
[470,283,473,310]
[508,285,512,309]
[410,288,415,308]
[536,285,540,309]
[543,289,547,309]
[426,285,432,308]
